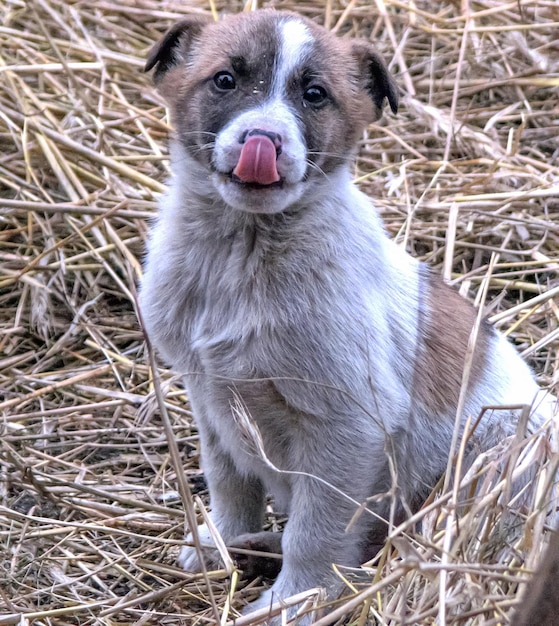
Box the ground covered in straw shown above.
[1,0,558,624]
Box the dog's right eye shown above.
[213,71,236,91]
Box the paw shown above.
[241,585,322,626]
[241,588,275,616]
[177,544,204,572]
[241,589,284,626]
[177,523,220,572]
[229,531,283,580]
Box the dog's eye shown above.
[213,71,236,91]
[303,86,327,106]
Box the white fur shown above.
[274,19,313,97]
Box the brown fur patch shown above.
[413,269,492,416]
[156,12,282,162]
[288,21,389,172]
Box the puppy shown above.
[140,9,555,623]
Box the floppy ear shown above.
[351,42,398,120]
[145,16,212,83]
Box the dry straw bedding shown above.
[1,0,558,624]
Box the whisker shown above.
[305,159,330,180]
[192,142,215,154]
[307,150,349,160]
[179,130,218,139]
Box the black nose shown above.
[239,129,282,156]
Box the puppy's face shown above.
[146,10,398,213]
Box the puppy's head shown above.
[146,10,398,213]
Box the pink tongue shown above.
[233,135,280,185]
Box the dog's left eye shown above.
[303,86,328,106]
[213,71,236,91]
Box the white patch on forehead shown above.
[273,19,313,95]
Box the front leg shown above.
[243,468,374,624]
[179,406,265,572]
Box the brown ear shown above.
[351,42,398,120]
[145,16,212,83]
